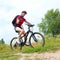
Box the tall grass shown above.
[21,37,60,53]
[0,37,60,59]
[0,44,19,60]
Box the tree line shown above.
[0,38,5,44]
[38,9,60,37]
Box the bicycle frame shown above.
[20,26,34,44]
[10,24,45,50]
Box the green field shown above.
[0,37,60,60]
[21,36,60,53]
[0,44,20,60]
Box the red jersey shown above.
[16,15,26,27]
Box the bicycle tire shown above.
[10,37,22,50]
[29,32,45,48]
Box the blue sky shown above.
[0,0,60,44]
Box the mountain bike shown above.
[10,24,45,50]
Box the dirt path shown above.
[17,50,60,60]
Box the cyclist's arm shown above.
[16,18,19,24]
[25,20,31,25]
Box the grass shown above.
[0,55,19,60]
[0,36,60,60]
[0,44,19,60]
[21,37,60,53]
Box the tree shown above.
[0,38,5,44]
[38,9,60,36]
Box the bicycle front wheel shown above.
[29,32,45,48]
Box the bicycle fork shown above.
[32,35,38,42]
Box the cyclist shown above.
[12,11,31,42]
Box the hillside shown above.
[0,37,60,60]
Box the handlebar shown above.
[27,24,35,27]
[27,24,35,30]
[25,23,35,30]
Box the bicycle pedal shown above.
[19,42,24,46]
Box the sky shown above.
[0,0,60,44]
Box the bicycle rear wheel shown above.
[29,32,45,48]
[10,37,22,50]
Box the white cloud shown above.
[0,0,60,43]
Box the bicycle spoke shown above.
[29,32,45,48]
[10,37,22,51]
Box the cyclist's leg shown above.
[15,27,25,39]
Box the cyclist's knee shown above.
[20,29,24,34]
[23,31,25,34]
